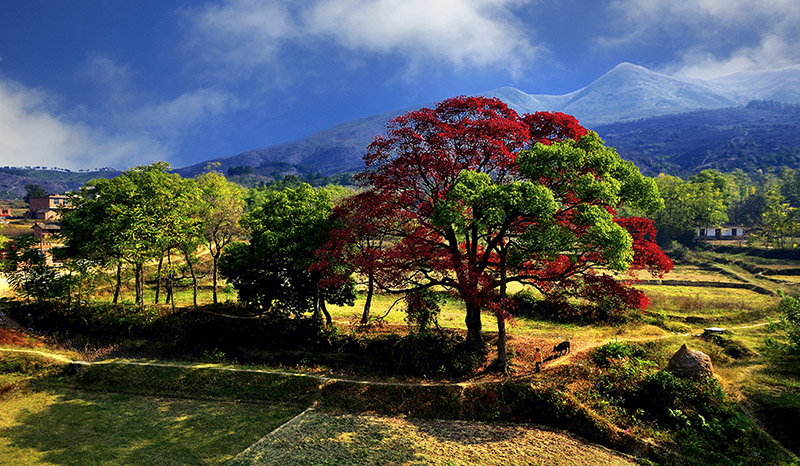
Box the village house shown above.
[32,222,62,241]
[31,222,63,265]
[25,194,73,221]
[696,225,748,240]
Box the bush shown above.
[771,292,800,355]
[404,290,444,336]
[592,341,646,367]
[630,370,727,425]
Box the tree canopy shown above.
[220,183,354,323]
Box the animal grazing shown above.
[553,340,570,356]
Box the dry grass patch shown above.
[229,410,638,466]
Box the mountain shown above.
[177,63,800,178]
[701,64,800,104]
[595,101,800,176]
[487,63,737,126]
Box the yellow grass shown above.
[229,410,638,466]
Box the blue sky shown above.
[1,0,798,170]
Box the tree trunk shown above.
[311,293,324,324]
[154,253,163,304]
[135,263,144,307]
[65,270,73,311]
[465,299,484,350]
[320,293,332,327]
[496,251,509,372]
[496,315,508,372]
[360,273,374,324]
[113,262,122,305]
[167,250,175,314]
[211,254,219,304]
[183,248,198,310]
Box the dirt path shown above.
[0,319,776,386]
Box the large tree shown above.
[339,96,669,355]
[220,183,354,323]
[651,174,729,245]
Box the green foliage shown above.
[404,290,444,336]
[227,165,254,176]
[591,341,646,367]
[23,183,47,203]
[583,344,784,465]
[759,188,799,249]
[195,170,245,304]
[222,183,342,315]
[61,162,203,307]
[769,292,800,355]
[651,173,729,245]
[0,235,67,304]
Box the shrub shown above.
[630,370,727,425]
[404,290,444,336]
[772,292,800,355]
[592,341,646,367]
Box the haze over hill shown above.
[177,63,800,179]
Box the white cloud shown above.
[83,53,134,87]
[601,0,800,78]
[184,0,538,76]
[305,0,538,73]
[127,89,243,135]
[0,77,167,170]
[673,35,797,79]
[182,0,297,74]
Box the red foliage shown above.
[523,111,588,145]
[616,217,674,278]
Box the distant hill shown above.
[176,108,409,179]
[0,168,121,199]
[178,63,800,179]
[594,101,800,176]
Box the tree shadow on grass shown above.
[406,417,525,446]
[0,381,301,466]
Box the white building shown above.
[696,226,747,239]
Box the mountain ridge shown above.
[171,62,800,178]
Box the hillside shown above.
[595,101,800,176]
[0,168,121,199]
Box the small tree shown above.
[23,184,47,204]
[652,174,729,245]
[195,171,245,304]
[769,293,800,355]
[0,235,66,304]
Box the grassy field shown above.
[229,410,638,466]
[0,353,303,466]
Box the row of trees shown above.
[60,163,244,308]
[308,97,672,369]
